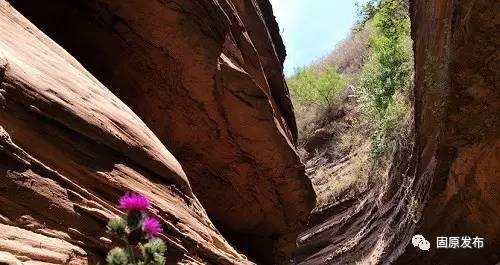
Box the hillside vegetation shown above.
[288,0,413,208]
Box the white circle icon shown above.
[412,234,430,251]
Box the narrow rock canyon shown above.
[293,0,499,264]
[0,0,498,264]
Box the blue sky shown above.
[269,0,368,76]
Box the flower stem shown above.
[127,243,136,264]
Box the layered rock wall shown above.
[0,2,249,264]
[397,0,500,263]
[0,0,315,263]
[5,1,315,261]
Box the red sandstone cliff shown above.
[0,0,315,264]
[3,1,316,261]
[0,2,250,263]
[397,0,500,263]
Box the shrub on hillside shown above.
[357,0,412,159]
[288,66,346,106]
[353,0,379,33]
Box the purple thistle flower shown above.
[118,192,150,211]
[142,216,163,237]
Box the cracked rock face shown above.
[1,0,315,263]
[0,1,249,264]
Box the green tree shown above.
[353,0,380,32]
[288,66,346,106]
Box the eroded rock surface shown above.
[0,2,249,264]
[397,0,500,264]
[5,0,316,262]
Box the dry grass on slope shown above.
[292,20,411,213]
[298,97,374,211]
[312,27,372,77]
[292,27,375,210]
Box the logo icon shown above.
[412,234,430,251]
